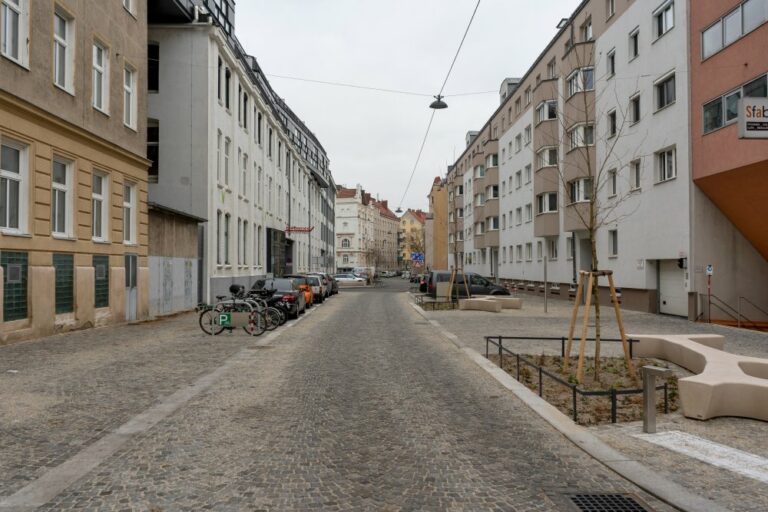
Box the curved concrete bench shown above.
[631,334,768,422]
[487,297,523,309]
[458,298,501,313]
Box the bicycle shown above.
[198,285,264,336]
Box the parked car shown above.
[306,275,325,302]
[401,271,411,280]
[284,275,315,307]
[308,272,334,297]
[425,270,510,298]
[334,273,364,283]
[251,278,306,319]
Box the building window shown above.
[537,241,543,261]
[51,158,72,236]
[225,67,231,110]
[516,207,522,225]
[53,10,74,92]
[268,127,273,158]
[0,139,26,232]
[488,216,499,231]
[516,244,523,262]
[569,178,592,203]
[630,160,642,190]
[216,131,222,182]
[566,67,594,97]
[568,124,594,150]
[123,66,137,129]
[237,218,242,265]
[608,229,619,257]
[123,183,136,244]
[654,1,674,39]
[655,73,676,110]
[537,192,558,214]
[567,237,574,260]
[703,74,766,133]
[93,255,109,308]
[608,110,617,137]
[147,120,159,183]
[548,238,559,260]
[524,86,532,105]
[515,134,522,152]
[241,152,248,196]
[224,213,230,264]
[92,172,108,241]
[148,42,159,92]
[92,43,109,112]
[537,147,558,169]
[123,0,133,14]
[547,58,557,79]
[525,203,533,222]
[535,100,557,124]
[525,164,532,183]
[699,2,766,59]
[630,94,641,124]
[608,169,617,197]
[216,211,222,265]
[524,125,531,145]
[514,97,521,115]
[607,49,615,77]
[629,28,640,59]
[580,17,593,41]
[606,0,615,18]
[217,57,222,101]
[657,147,676,182]
[224,137,231,185]
[525,242,533,261]
[1,0,29,65]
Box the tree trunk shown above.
[590,213,601,383]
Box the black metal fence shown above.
[484,336,668,423]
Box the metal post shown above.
[610,388,617,423]
[561,337,565,358]
[572,386,578,422]
[544,256,548,313]
[707,274,712,323]
[738,297,741,329]
[641,365,673,433]
[629,339,634,359]
[516,353,520,381]
[664,382,669,414]
[498,339,503,368]
[538,366,543,397]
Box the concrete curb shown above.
[408,300,732,512]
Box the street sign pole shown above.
[706,264,713,323]
[544,256,548,314]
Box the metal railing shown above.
[738,296,768,329]
[485,336,668,424]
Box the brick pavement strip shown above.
[2,282,676,511]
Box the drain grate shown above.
[569,494,651,512]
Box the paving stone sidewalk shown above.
[415,290,768,511]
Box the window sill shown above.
[52,234,77,241]
[123,5,137,19]
[608,255,618,259]
[0,230,31,238]
[92,238,111,244]
[123,241,139,247]
[630,187,642,193]
[652,27,673,45]
[94,106,110,118]
[54,83,75,97]
[629,55,639,64]
[1,53,30,71]
[123,123,138,133]
[655,176,677,185]
[630,120,640,127]
[653,101,676,115]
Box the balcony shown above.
[148,0,195,23]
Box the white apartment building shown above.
[147,1,334,306]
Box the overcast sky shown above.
[237,0,581,211]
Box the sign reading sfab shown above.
[739,98,768,139]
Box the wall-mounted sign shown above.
[285,226,315,233]
[739,98,768,139]
[706,264,714,276]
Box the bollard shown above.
[641,365,673,433]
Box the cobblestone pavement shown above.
[0,281,676,511]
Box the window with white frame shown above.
[0,138,27,232]
[608,229,619,256]
[525,242,533,261]
[92,43,109,112]
[608,169,617,196]
[257,166,262,204]
[216,210,222,265]
[515,134,522,152]
[1,0,29,65]
[537,192,557,214]
[216,131,222,182]
[547,58,557,79]
[580,17,593,41]
[656,147,676,182]
[515,170,522,188]
[655,73,676,110]
[516,207,522,225]
[568,124,594,150]
[524,125,531,145]
[567,236,574,260]
[487,184,499,199]
[525,86,532,105]
[237,218,242,265]
[516,244,523,262]
[53,10,74,92]
[607,49,615,77]
[123,0,133,14]
[630,159,642,190]
[243,220,248,265]
[654,1,674,38]
[548,238,558,260]
[91,172,108,241]
[123,66,137,129]
[224,213,230,264]
[525,203,532,222]
[536,100,558,124]
[224,137,231,185]
[525,164,532,183]
[630,94,641,124]
[569,178,593,203]
[703,74,765,133]
[606,0,615,18]
[485,153,498,167]
[537,240,543,261]
[608,110,617,137]
[488,216,499,231]
[537,147,558,169]
[51,158,72,236]
[123,182,136,244]
[629,28,640,59]
[566,67,594,97]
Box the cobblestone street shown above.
[0,282,673,511]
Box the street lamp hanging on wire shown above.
[429,94,448,109]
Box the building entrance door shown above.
[125,254,138,321]
[659,260,687,317]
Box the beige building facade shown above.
[0,0,150,343]
[398,209,426,271]
[425,176,448,270]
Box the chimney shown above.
[381,200,388,209]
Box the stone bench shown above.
[630,333,768,422]
[458,298,502,313]
[486,296,523,309]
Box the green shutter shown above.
[53,253,74,314]
[93,255,109,308]
[1,251,28,321]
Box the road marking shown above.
[0,306,316,511]
[634,430,768,484]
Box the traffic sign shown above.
[218,313,232,326]
[706,264,713,276]
[411,252,424,262]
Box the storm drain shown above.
[569,494,651,512]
